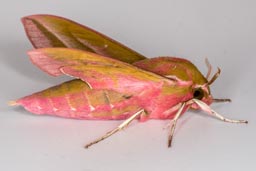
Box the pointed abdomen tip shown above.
[8,100,18,106]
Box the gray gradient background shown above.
[0,0,255,171]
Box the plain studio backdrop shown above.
[0,1,255,171]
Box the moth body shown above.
[10,14,247,148]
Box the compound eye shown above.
[193,88,204,100]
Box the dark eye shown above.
[193,88,204,100]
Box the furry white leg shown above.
[85,109,144,148]
[192,99,248,124]
[168,103,186,147]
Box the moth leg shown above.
[193,99,248,124]
[168,103,186,147]
[213,98,231,103]
[85,109,145,148]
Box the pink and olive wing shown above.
[22,14,146,63]
[28,48,171,93]
[13,79,140,119]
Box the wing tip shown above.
[27,49,63,77]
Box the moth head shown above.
[190,60,222,109]
[133,57,225,108]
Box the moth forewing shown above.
[22,14,146,63]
